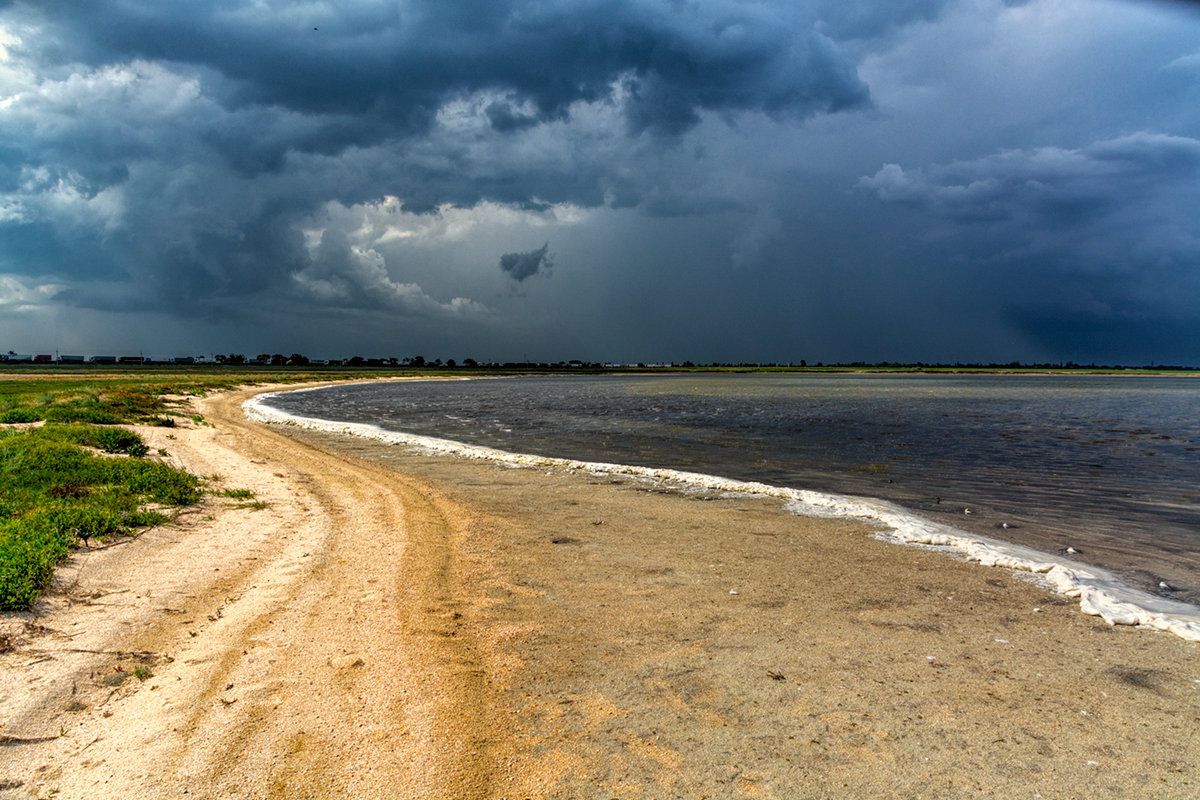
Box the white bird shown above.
[1065,546,1079,554]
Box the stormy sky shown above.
[1,0,1198,364]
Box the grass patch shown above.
[0,427,199,609]
[42,401,124,424]
[0,367,395,611]
[0,407,42,424]
[36,423,150,457]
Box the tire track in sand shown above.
[179,389,508,800]
[1,387,507,800]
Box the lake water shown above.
[260,373,1200,607]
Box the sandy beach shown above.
[1,383,1198,799]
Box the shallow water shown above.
[262,373,1200,605]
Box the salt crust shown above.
[245,388,1200,642]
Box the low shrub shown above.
[97,387,164,420]
[0,407,42,424]
[42,402,123,425]
[30,503,123,543]
[0,511,77,609]
[0,429,200,609]
[105,458,200,506]
[0,435,93,491]
[37,424,149,457]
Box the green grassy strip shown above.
[0,428,199,609]
[0,375,232,609]
[0,368,422,423]
[32,423,150,456]
[0,368,403,610]
[0,503,122,609]
[0,427,201,609]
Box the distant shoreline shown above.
[247,382,1200,642]
[2,361,1198,377]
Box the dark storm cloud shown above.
[499,243,552,282]
[484,101,540,134]
[859,133,1200,361]
[18,0,870,145]
[0,0,873,322]
[814,0,949,39]
[857,133,1200,270]
[858,133,1200,223]
[3,0,1198,365]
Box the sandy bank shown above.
[0,384,1197,799]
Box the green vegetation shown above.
[0,367,391,611]
[0,427,200,608]
[0,378,232,610]
[35,423,150,457]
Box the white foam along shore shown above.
[244,387,1200,643]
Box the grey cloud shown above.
[485,100,540,133]
[290,227,485,317]
[858,132,1200,362]
[499,243,552,281]
[2,0,1197,366]
[17,0,870,147]
[0,0,873,322]
[859,133,1200,226]
[815,0,949,39]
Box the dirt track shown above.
[0,388,513,799]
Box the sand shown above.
[0,383,1197,799]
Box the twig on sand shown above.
[0,733,61,746]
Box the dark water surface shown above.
[263,374,1200,604]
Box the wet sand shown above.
[0,384,1197,798]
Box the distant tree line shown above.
[3,350,1197,371]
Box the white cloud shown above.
[1165,50,1200,72]
[0,26,18,61]
[0,167,126,230]
[6,59,204,131]
[0,274,62,310]
[291,224,489,316]
[304,197,591,251]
